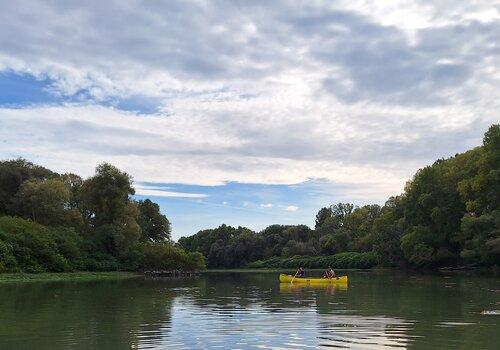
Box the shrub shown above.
[247,252,380,269]
[0,216,69,272]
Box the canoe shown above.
[279,283,348,292]
[279,273,348,284]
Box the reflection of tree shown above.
[0,278,182,349]
[183,271,499,349]
[1,272,497,349]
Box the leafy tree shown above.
[458,124,500,214]
[0,158,56,215]
[11,178,83,228]
[0,159,197,273]
[79,163,140,256]
[0,216,69,272]
[80,163,135,227]
[137,199,171,242]
[458,211,500,265]
[315,207,332,229]
[371,198,405,266]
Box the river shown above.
[0,270,498,349]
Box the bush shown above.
[136,242,206,270]
[247,252,380,269]
[80,253,120,271]
[0,238,18,272]
[0,216,69,272]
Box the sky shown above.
[0,1,499,240]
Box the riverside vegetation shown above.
[0,162,205,273]
[1,125,498,274]
[180,125,499,270]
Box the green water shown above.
[0,271,498,349]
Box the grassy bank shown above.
[0,271,141,283]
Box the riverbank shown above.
[203,268,383,273]
[0,271,141,283]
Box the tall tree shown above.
[458,124,500,215]
[12,178,83,228]
[315,207,332,229]
[80,163,140,255]
[80,163,135,227]
[0,158,56,215]
[137,199,171,242]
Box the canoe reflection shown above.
[279,282,348,295]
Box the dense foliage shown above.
[180,125,500,269]
[247,252,380,269]
[0,161,204,273]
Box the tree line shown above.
[0,161,205,273]
[179,125,499,269]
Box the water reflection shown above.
[0,271,498,349]
[279,283,348,294]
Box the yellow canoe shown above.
[279,283,348,292]
[279,273,348,284]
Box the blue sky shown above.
[0,1,498,239]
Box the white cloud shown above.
[260,203,273,208]
[0,1,498,203]
[135,188,207,199]
[284,205,299,212]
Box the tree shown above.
[331,203,355,222]
[137,199,171,242]
[0,158,56,215]
[80,163,135,227]
[80,163,140,256]
[315,207,332,229]
[458,124,500,215]
[11,178,83,228]
[372,210,405,266]
[458,211,500,265]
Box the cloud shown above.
[135,188,207,199]
[284,205,299,212]
[0,0,498,205]
[260,203,273,208]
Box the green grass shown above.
[0,271,141,283]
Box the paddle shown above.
[291,273,296,284]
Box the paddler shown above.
[324,266,336,279]
[294,266,305,278]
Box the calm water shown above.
[0,271,498,349]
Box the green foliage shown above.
[181,125,499,269]
[137,199,171,242]
[248,252,380,269]
[179,224,316,268]
[79,163,135,227]
[398,124,500,267]
[458,124,500,214]
[315,207,332,229]
[1,124,498,273]
[371,201,405,266]
[0,217,70,273]
[0,158,56,215]
[458,211,500,265]
[11,178,83,228]
[134,242,206,270]
[0,160,200,273]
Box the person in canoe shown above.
[324,266,336,279]
[294,266,305,278]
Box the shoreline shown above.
[1,266,497,283]
[0,271,141,283]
